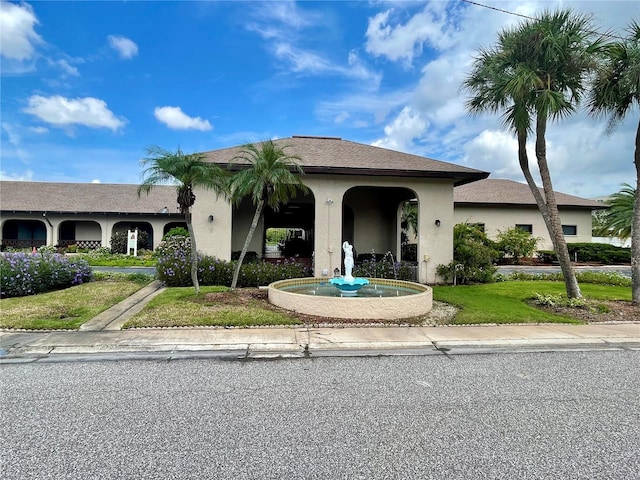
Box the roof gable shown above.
[201,136,489,185]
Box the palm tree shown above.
[588,21,639,304]
[594,184,635,241]
[229,140,308,289]
[463,9,605,298]
[138,146,229,294]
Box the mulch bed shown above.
[532,299,639,323]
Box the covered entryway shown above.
[58,220,102,249]
[1,219,46,250]
[231,190,315,263]
[342,186,418,263]
[112,221,153,250]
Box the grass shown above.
[2,275,632,330]
[433,281,632,324]
[122,286,301,329]
[0,274,153,330]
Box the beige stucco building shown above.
[194,136,488,284]
[454,179,606,251]
[0,136,608,284]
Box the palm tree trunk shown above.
[185,210,200,294]
[631,119,640,305]
[231,198,264,289]
[535,114,581,298]
[518,130,552,220]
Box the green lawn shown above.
[122,286,301,329]
[0,277,152,330]
[433,281,631,324]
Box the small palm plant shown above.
[138,145,229,294]
[228,140,308,289]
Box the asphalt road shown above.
[2,351,638,479]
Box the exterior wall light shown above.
[435,219,441,227]
[208,215,214,223]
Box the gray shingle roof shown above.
[201,135,489,185]
[454,179,607,209]
[0,181,181,215]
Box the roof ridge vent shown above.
[292,135,342,140]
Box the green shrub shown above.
[567,243,631,264]
[538,244,631,264]
[437,223,499,284]
[156,237,310,287]
[503,270,631,287]
[37,245,57,254]
[1,252,92,298]
[537,250,557,263]
[353,252,415,281]
[110,230,150,254]
[162,227,190,241]
[496,227,539,264]
[231,251,259,262]
[533,293,588,308]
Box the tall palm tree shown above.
[138,146,229,294]
[588,21,640,304]
[463,9,605,298]
[594,184,635,241]
[229,140,308,289]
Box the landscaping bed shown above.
[531,299,638,323]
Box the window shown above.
[516,224,533,234]
[562,225,577,236]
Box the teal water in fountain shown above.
[280,282,420,297]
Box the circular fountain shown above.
[268,242,432,320]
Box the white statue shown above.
[343,241,354,282]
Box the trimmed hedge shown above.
[538,243,631,265]
[1,252,93,298]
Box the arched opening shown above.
[1,220,46,250]
[231,189,315,264]
[58,220,102,250]
[343,186,418,263]
[112,221,153,250]
[163,222,188,236]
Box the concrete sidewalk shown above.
[1,280,639,362]
[2,323,639,362]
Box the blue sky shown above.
[1,0,637,198]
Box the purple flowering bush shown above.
[155,236,311,287]
[1,252,93,298]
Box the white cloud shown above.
[24,95,126,131]
[334,111,350,124]
[274,43,332,73]
[0,1,41,61]
[365,3,454,66]
[348,0,636,197]
[29,126,48,134]
[51,58,79,76]
[372,106,428,152]
[462,129,524,179]
[91,179,101,183]
[108,35,138,59]
[154,106,213,131]
[0,169,34,181]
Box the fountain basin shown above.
[268,277,432,320]
[328,276,369,296]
